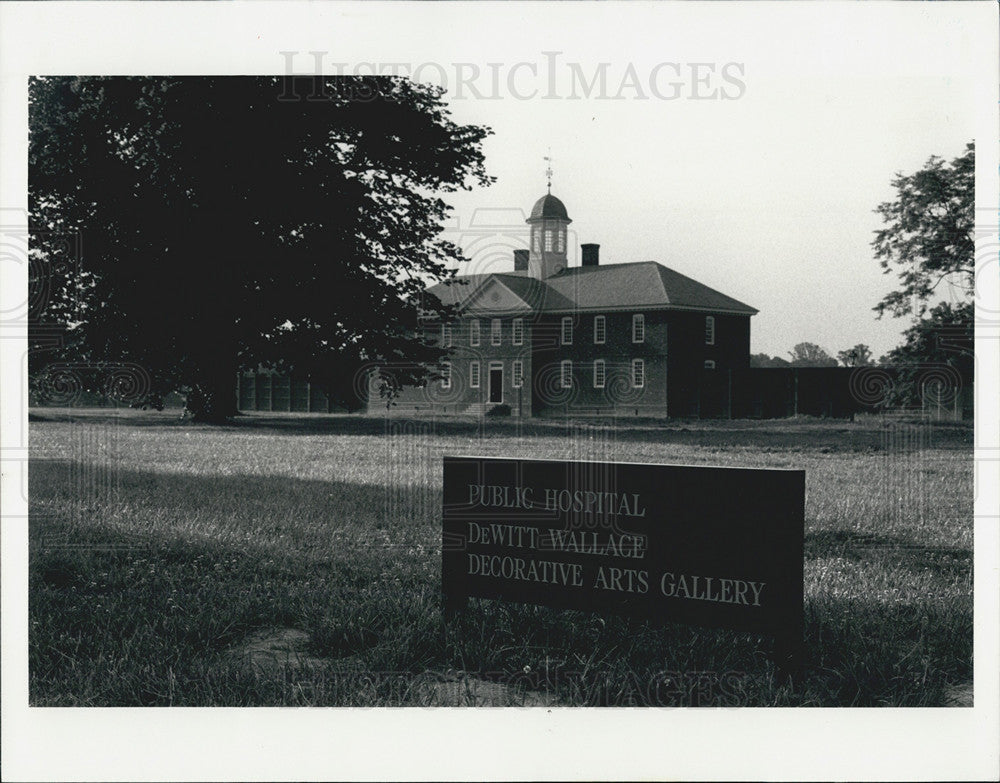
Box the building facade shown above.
[382,190,757,417]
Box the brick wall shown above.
[667,312,751,417]
[385,316,533,415]
[531,311,666,416]
[364,309,751,418]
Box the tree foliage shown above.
[871,142,975,405]
[884,302,973,370]
[837,344,873,367]
[788,342,838,367]
[29,76,493,420]
[749,353,790,369]
[873,142,974,320]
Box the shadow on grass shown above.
[428,586,973,707]
[29,480,437,706]
[805,529,972,579]
[30,461,440,561]
[29,461,973,706]
[29,407,974,452]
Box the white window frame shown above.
[544,229,554,252]
[470,319,480,347]
[704,360,716,370]
[632,358,645,388]
[557,230,565,253]
[441,323,452,348]
[512,360,524,389]
[561,316,573,345]
[705,316,715,346]
[561,360,572,389]
[491,318,502,346]
[470,361,481,388]
[632,313,645,344]
[593,315,606,344]
[441,362,451,389]
[512,317,524,346]
[593,359,606,389]
[532,230,539,252]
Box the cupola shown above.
[526,190,571,279]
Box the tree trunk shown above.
[184,214,241,424]
[185,362,239,423]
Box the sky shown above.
[401,5,985,361]
[0,5,984,361]
[0,4,997,782]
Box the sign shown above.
[442,456,804,643]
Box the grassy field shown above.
[28,409,973,706]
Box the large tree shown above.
[872,142,974,402]
[873,142,975,320]
[788,342,838,367]
[750,353,790,368]
[29,77,492,420]
[837,344,873,367]
[884,301,973,374]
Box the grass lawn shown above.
[28,409,973,706]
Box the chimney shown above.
[513,249,529,272]
[581,243,600,267]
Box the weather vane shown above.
[544,149,553,193]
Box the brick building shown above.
[383,189,757,417]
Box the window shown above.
[632,359,645,388]
[470,361,480,388]
[544,230,553,252]
[441,323,452,348]
[491,318,502,346]
[532,230,540,252]
[561,316,573,345]
[441,362,452,389]
[632,314,645,343]
[557,230,565,253]
[561,360,573,388]
[470,319,480,347]
[512,318,524,346]
[593,359,606,389]
[593,315,606,344]
[705,316,715,345]
[512,360,524,388]
[704,360,716,370]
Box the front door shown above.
[489,363,503,404]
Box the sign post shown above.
[442,456,805,676]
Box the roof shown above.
[529,193,570,222]
[427,261,758,316]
